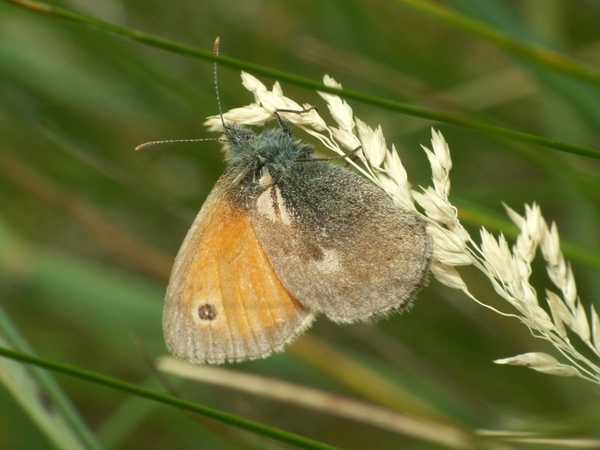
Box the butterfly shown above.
[161,113,432,364]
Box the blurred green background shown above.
[1,0,599,449]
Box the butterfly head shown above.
[224,125,313,180]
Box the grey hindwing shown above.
[249,161,432,323]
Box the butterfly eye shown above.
[236,128,254,141]
[242,129,254,140]
[225,126,254,144]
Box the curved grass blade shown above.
[0,306,102,450]
[2,0,599,159]
[0,347,341,450]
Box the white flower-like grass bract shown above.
[205,72,599,385]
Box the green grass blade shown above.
[0,347,341,450]
[0,307,102,450]
[2,0,599,159]
[394,0,600,87]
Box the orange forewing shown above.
[163,184,313,364]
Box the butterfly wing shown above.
[250,162,432,323]
[163,175,314,364]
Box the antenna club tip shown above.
[213,36,220,54]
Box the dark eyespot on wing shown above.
[197,303,217,321]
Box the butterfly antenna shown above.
[212,36,227,130]
[136,38,227,152]
[135,138,213,151]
